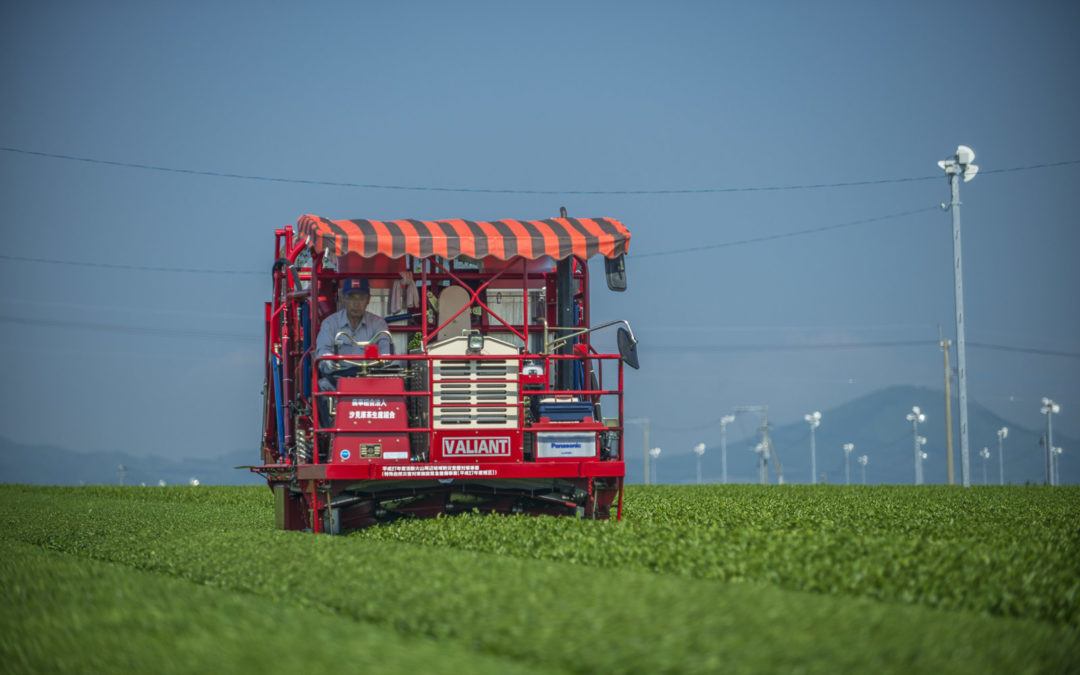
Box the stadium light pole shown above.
[1040,398,1059,485]
[996,427,1008,485]
[693,442,706,485]
[980,446,991,485]
[649,447,662,484]
[917,438,928,485]
[907,406,927,485]
[939,145,979,488]
[804,411,822,484]
[858,454,869,485]
[720,414,735,484]
[843,443,855,486]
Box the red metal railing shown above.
[308,351,625,465]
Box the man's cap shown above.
[340,278,371,295]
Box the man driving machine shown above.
[316,278,393,424]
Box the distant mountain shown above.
[626,385,1077,486]
[0,439,263,486]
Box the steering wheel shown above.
[331,330,394,372]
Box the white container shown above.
[537,432,597,458]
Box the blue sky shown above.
[1,1,1077,469]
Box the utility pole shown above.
[626,417,651,485]
[939,146,979,487]
[940,331,955,485]
[762,414,780,484]
[737,405,780,484]
[754,442,768,484]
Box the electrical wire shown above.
[966,341,1080,359]
[646,340,934,353]
[4,145,1078,196]
[633,206,940,258]
[650,416,727,432]
[0,253,263,276]
[0,204,942,274]
[0,314,259,343]
[2,311,1076,359]
[646,340,1080,359]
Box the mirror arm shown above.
[546,320,636,353]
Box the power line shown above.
[646,340,934,353]
[651,416,726,432]
[647,340,1080,359]
[966,341,1080,360]
[4,310,1075,360]
[4,145,1078,196]
[0,253,263,276]
[0,205,938,274]
[0,314,259,343]
[0,297,255,321]
[634,206,939,258]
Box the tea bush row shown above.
[2,487,1075,674]
[0,538,539,675]
[355,485,1080,625]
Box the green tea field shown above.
[2,485,1077,673]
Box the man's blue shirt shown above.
[316,309,392,373]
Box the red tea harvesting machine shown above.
[254,210,638,534]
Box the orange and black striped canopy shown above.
[297,214,631,261]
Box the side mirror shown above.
[617,326,639,370]
[605,254,627,292]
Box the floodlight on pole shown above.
[939,145,978,488]
[996,427,1008,485]
[804,411,822,484]
[858,454,869,485]
[648,447,661,484]
[906,406,927,485]
[693,442,706,485]
[980,446,991,485]
[720,414,735,484]
[917,436,928,485]
[842,443,855,486]
[1040,398,1060,485]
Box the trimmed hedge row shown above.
[1,486,1077,674]
[356,484,1080,625]
[0,539,543,675]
